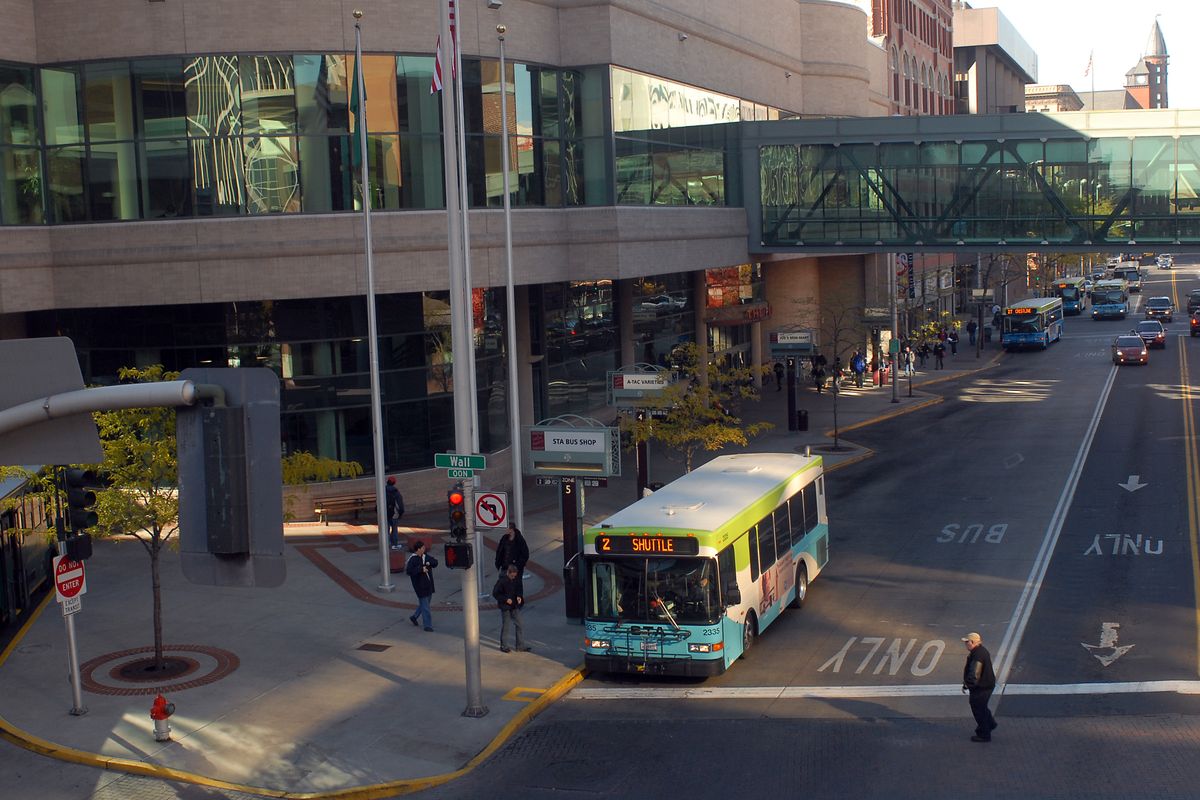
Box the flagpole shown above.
[352,11,394,593]
[438,0,487,719]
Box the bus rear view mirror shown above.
[724,583,742,606]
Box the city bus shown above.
[582,452,828,676]
[0,470,54,634]
[1051,276,1088,315]
[1001,297,1064,350]
[1113,262,1143,292]
[1091,278,1129,320]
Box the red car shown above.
[1112,335,1148,365]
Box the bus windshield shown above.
[1058,287,1080,301]
[588,557,720,625]
[1005,313,1043,334]
[1094,290,1124,304]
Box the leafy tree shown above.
[622,343,772,473]
[281,451,363,485]
[89,365,182,671]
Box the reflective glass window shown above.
[299,134,352,212]
[397,56,439,134]
[361,133,401,210]
[395,134,444,209]
[244,134,300,213]
[133,58,187,139]
[1,146,44,223]
[186,56,241,137]
[565,137,607,206]
[84,61,135,143]
[41,67,83,145]
[88,141,139,220]
[542,138,562,206]
[0,65,38,145]
[140,138,191,218]
[295,54,349,134]
[347,55,399,133]
[240,55,296,135]
[191,137,245,215]
[45,145,87,222]
[538,70,559,138]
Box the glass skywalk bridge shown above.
[622,109,1200,253]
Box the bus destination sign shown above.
[1006,307,1035,315]
[595,534,700,555]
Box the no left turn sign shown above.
[475,492,508,528]
[53,555,87,602]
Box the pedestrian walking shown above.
[961,632,997,742]
[406,541,438,631]
[385,476,405,549]
[903,346,915,376]
[492,563,530,653]
[495,522,530,574]
[933,341,946,369]
[813,362,825,393]
[948,329,959,356]
[966,319,977,346]
[917,342,930,367]
[773,360,785,391]
[850,350,866,388]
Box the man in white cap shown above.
[961,632,997,742]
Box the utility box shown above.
[199,405,250,555]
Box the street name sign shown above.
[435,453,486,470]
[447,468,474,479]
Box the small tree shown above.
[89,365,182,672]
[623,343,772,473]
[794,290,867,449]
[281,451,363,485]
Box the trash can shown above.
[983,325,993,343]
[796,410,808,431]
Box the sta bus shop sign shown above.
[523,425,621,478]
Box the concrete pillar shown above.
[750,320,763,389]
[617,279,635,367]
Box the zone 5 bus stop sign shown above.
[53,555,87,602]
[475,492,508,528]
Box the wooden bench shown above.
[313,493,377,525]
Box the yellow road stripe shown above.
[502,687,546,703]
[1180,341,1200,676]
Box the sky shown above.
[982,1,1199,109]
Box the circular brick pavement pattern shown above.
[81,645,239,696]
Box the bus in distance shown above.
[1051,277,1088,315]
[583,452,828,676]
[1001,297,1064,350]
[1091,278,1129,320]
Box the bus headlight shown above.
[586,638,611,650]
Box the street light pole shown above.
[890,253,899,404]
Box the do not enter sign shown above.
[53,555,87,602]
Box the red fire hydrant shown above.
[150,693,175,742]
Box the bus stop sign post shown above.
[561,477,582,620]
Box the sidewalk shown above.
[0,348,1001,799]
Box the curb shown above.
[0,581,588,799]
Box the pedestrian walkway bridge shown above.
[625,109,1200,253]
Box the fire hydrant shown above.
[150,693,175,742]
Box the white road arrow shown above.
[1118,475,1147,492]
[1081,622,1135,667]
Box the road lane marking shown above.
[569,680,1200,700]
[1180,340,1200,676]
[992,363,1118,693]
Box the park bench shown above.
[313,493,376,525]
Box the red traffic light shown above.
[448,491,464,506]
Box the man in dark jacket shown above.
[962,632,997,742]
[495,523,530,574]
[406,541,438,631]
[385,476,404,549]
[491,563,529,653]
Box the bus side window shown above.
[788,497,803,543]
[757,515,776,568]
[774,504,791,556]
[748,528,760,581]
[801,482,819,534]
[717,543,737,605]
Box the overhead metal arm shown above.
[0,381,226,439]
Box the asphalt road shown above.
[409,259,1200,800]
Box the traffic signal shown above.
[447,483,467,539]
[64,468,100,531]
[444,542,474,570]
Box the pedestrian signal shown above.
[444,542,474,570]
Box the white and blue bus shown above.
[583,452,829,677]
[1001,297,1064,350]
[1052,277,1088,315]
[1091,278,1129,320]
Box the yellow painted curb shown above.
[831,395,944,436]
[0,584,589,799]
[825,448,876,473]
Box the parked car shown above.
[1144,296,1174,322]
[1134,319,1167,349]
[1112,334,1148,365]
[638,294,687,313]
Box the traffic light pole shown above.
[54,468,87,716]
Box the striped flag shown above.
[431,1,458,94]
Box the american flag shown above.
[431,1,458,94]
[1083,50,1093,78]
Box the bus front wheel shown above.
[741,614,757,658]
[790,565,809,609]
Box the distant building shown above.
[1024,84,1083,113]
[856,0,955,116]
[951,2,1037,114]
[1048,18,1169,111]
